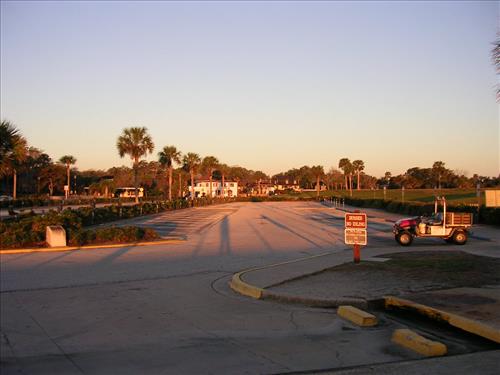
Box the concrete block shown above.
[337,305,378,327]
[392,329,447,357]
[46,226,66,247]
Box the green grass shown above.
[280,188,481,205]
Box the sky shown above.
[1,0,499,178]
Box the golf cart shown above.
[393,197,473,246]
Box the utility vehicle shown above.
[393,197,473,246]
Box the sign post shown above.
[345,212,367,263]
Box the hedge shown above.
[334,197,500,226]
[0,197,233,249]
[69,226,159,246]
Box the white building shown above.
[190,180,238,198]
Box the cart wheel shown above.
[396,231,413,246]
[453,230,467,245]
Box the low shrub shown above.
[69,226,159,246]
[331,196,500,226]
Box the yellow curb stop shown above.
[337,305,378,327]
[392,328,447,357]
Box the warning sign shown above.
[345,228,367,246]
[345,213,367,229]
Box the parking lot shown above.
[1,202,499,374]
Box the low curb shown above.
[229,253,368,308]
[0,238,186,255]
[391,328,447,357]
[384,296,500,344]
[337,305,378,327]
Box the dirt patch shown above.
[270,251,500,300]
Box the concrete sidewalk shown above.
[231,245,500,342]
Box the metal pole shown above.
[353,244,360,264]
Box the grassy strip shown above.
[334,251,500,287]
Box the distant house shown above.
[248,181,276,196]
[190,180,238,198]
[114,187,144,198]
[274,178,301,192]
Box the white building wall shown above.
[191,181,238,198]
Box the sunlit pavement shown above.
[1,202,499,374]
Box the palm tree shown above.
[182,152,201,200]
[352,160,365,190]
[218,163,230,197]
[310,165,325,198]
[0,120,27,199]
[202,156,219,199]
[59,155,77,198]
[158,146,181,201]
[117,127,154,203]
[338,158,352,191]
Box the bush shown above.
[334,196,500,226]
[68,226,159,246]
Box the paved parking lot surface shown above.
[1,202,499,374]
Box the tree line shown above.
[1,121,498,201]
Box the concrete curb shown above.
[0,238,186,255]
[229,253,368,308]
[384,296,500,344]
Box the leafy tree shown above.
[116,127,154,203]
[59,155,77,198]
[0,120,27,199]
[253,170,268,195]
[310,165,325,197]
[201,156,219,198]
[22,147,51,195]
[327,168,344,190]
[432,161,447,189]
[158,146,182,201]
[352,160,365,190]
[39,163,66,196]
[182,152,201,200]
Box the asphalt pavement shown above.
[1,201,499,374]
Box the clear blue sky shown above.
[1,1,498,177]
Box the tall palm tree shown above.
[117,127,154,203]
[352,160,365,190]
[59,155,77,198]
[202,156,219,198]
[338,158,352,191]
[0,120,27,199]
[182,152,201,200]
[310,165,325,198]
[158,146,181,201]
[218,163,230,198]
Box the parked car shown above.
[0,195,13,202]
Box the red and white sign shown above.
[345,212,367,246]
[345,228,367,246]
[345,213,367,229]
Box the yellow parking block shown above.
[337,305,378,327]
[392,329,447,357]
